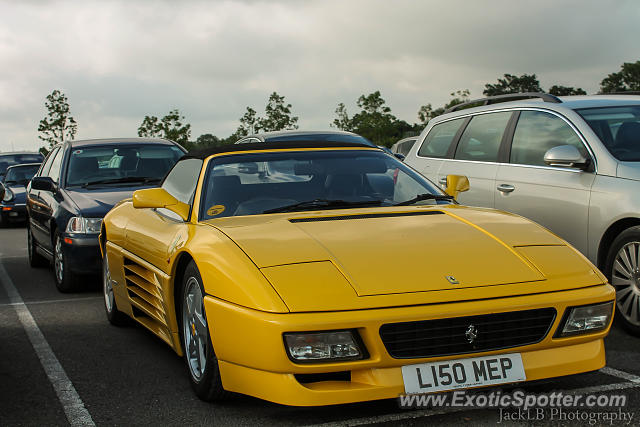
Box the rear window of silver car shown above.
[577,106,640,161]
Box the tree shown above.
[38,90,78,150]
[137,109,191,147]
[257,92,299,132]
[196,133,222,148]
[548,85,587,96]
[600,60,640,93]
[483,73,542,96]
[331,102,353,131]
[236,107,259,137]
[417,90,470,125]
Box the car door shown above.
[494,110,596,254]
[437,111,514,208]
[28,147,62,251]
[124,158,203,270]
[410,117,467,186]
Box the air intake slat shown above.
[129,294,167,325]
[124,263,158,285]
[125,273,162,300]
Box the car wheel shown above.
[605,226,640,336]
[53,233,76,293]
[27,225,48,268]
[103,251,129,326]
[180,261,228,401]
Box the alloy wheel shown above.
[54,236,64,284]
[612,241,640,327]
[103,255,114,313]
[182,277,208,382]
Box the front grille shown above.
[379,308,556,359]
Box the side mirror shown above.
[393,153,406,161]
[444,175,470,200]
[31,176,57,192]
[132,188,190,221]
[543,145,589,169]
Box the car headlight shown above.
[2,187,14,202]
[283,330,365,363]
[66,217,103,234]
[556,301,614,337]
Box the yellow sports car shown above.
[100,139,615,406]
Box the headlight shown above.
[66,217,103,234]
[284,330,365,363]
[2,187,14,202]
[557,301,614,337]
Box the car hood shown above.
[617,162,640,181]
[64,187,142,217]
[206,205,604,311]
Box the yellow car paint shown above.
[101,145,616,406]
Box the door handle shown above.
[497,184,515,193]
[438,177,448,186]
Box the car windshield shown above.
[200,149,447,219]
[4,164,40,185]
[65,144,185,187]
[0,153,44,176]
[576,105,640,161]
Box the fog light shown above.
[558,301,614,337]
[284,330,364,363]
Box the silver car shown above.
[405,93,640,334]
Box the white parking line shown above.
[304,367,640,427]
[0,258,96,427]
[0,296,102,308]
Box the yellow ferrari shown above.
[100,139,615,406]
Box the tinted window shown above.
[47,148,64,182]
[162,158,203,204]
[39,148,59,177]
[0,153,44,175]
[200,150,445,219]
[4,164,41,184]
[510,111,586,166]
[264,133,375,146]
[455,112,511,162]
[65,144,184,186]
[576,106,640,161]
[418,118,465,157]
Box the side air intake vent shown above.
[290,211,444,223]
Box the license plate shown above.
[402,353,526,394]
[9,212,18,217]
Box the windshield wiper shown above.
[393,193,454,206]
[263,198,383,214]
[80,176,161,188]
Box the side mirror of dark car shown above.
[543,145,589,169]
[393,153,406,161]
[31,176,57,192]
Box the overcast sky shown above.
[1,0,639,151]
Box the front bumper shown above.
[202,284,614,406]
[61,233,101,274]
[0,203,27,223]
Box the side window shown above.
[46,148,64,182]
[418,118,465,158]
[454,112,512,162]
[510,111,587,167]
[39,147,59,177]
[162,158,203,204]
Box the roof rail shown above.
[444,92,562,113]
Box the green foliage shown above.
[38,89,77,150]
[600,60,640,93]
[417,90,470,125]
[236,107,259,137]
[196,133,222,147]
[258,92,299,132]
[137,109,191,147]
[483,74,542,96]
[331,102,353,131]
[548,85,587,96]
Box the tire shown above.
[103,251,129,326]
[605,226,640,336]
[27,225,48,268]
[53,232,77,293]
[179,261,228,401]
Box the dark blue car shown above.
[0,163,42,226]
[26,138,186,292]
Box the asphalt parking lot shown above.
[1,225,640,426]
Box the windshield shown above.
[4,164,40,185]
[0,153,44,176]
[576,105,640,161]
[65,144,185,187]
[200,149,447,219]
